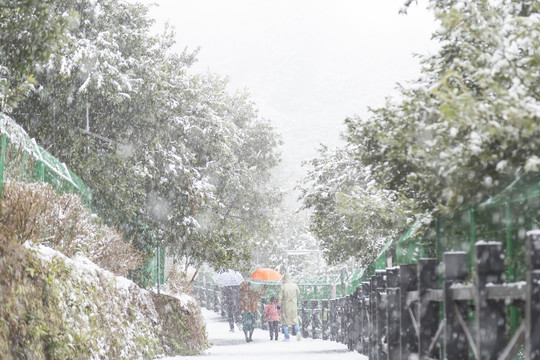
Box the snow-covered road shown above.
[160,307,367,360]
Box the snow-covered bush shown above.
[151,291,207,356]
[0,231,207,359]
[0,179,208,358]
[0,180,142,277]
[154,264,208,355]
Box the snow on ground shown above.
[159,307,367,360]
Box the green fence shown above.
[0,113,170,288]
[192,173,540,320]
[349,172,540,338]
[353,173,540,286]
[0,113,92,203]
[197,267,345,302]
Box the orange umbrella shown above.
[249,268,283,281]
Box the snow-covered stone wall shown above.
[0,241,207,360]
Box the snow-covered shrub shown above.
[151,292,207,356]
[0,180,142,276]
[153,264,208,355]
[0,231,208,359]
[0,180,208,359]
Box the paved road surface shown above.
[161,307,367,360]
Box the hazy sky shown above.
[139,0,439,208]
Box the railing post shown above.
[322,299,329,340]
[526,230,540,358]
[201,277,206,308]
[336,297,342,343]
[302,299,309,338]
[344,296,350,349]
[356,285,364,353]
[343,296,348,344]
[418,258,440,358]
[386,267,400,360]
[475,242,506,359]
[339,297,346,344]
[444,251,468,359]
[221,287,226,317]
[213,284,219,312]
[347,294,354,350]
[261,296,267,330]
[400,264,418,359]
[361,281,371,355]
[375,270,387,360]
[369,275,377,360]
[205,283,211,309]
[311,299,320,339]
[330,298,338,341]
[347,295,352,347]
[196,281,202,303]
[0,134,6,198]
[353,287,362,353]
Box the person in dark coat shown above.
[239,281,267,342]
[222,285,240,332]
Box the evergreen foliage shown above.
[1,0,282,276]
[299,0,540,265]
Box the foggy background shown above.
[139,0,439,208]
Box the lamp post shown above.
[147,192,171,296]
[156,241,161,295]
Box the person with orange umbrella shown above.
[239,281,267,342]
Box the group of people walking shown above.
[222,273,302,342]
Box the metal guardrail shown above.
[195,231,540,359]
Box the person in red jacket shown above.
[263,296,281,340]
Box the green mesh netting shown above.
[0,113,91,204]
[357,172,540,289]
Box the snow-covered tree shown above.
[161,74,282,271]
[249,208,324,276]
[7,0,282,278]
[300,0,540,264]
[0,0,72,112]
[354,0,540,213]
[298,144,411,266]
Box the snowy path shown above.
[160,307,367,360]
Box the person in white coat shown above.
[277,273,301,341]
